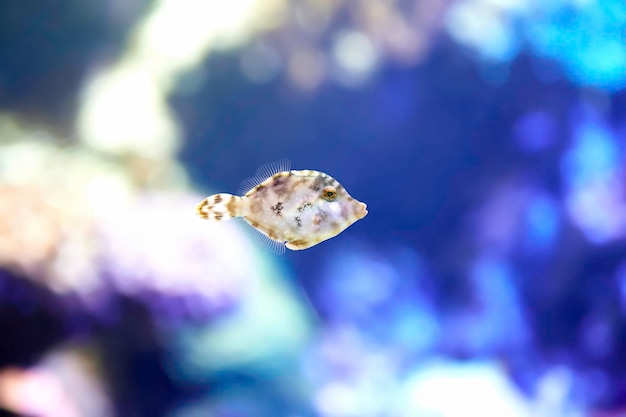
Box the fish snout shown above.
[356,202,368,219]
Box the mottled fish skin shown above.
[195,193,242,221]
[196,168,367,251]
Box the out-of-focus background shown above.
[1,0,626,416]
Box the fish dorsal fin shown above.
[234,217,286,255]
[237,159,291,196]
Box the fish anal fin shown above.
[236,218,286,255]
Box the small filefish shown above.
[196,160,367,252]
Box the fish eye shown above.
[322,186,337,201]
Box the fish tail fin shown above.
[196,193,243,221]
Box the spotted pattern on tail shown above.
[196,193,242,221]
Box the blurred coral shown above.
[0,117,264,320]
[0,346,112,417]
[98,192,259,320]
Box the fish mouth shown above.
[357,202,368,219]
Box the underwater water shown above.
[1,0,626,416]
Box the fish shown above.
[196,160,368,252]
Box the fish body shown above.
[196,162,367,251]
